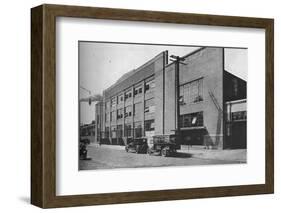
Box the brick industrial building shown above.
[95,47,247,149]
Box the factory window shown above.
[110,111,116,122]
[134,86,143,96]
[134,122,143,138]
[117,125,123,138]
[117,108,123,119]
[125,105,132,117]
[144,119,155,131]
[105,127,110,138]
[145,79,155,93]
[111,97,116,107]
[117,94,124,104]
[179,78,203,104]
[179,111,203,128]
[124,124,132,137]
[124,90,132,100]
[144,98,155,113]
[232,111,246,121]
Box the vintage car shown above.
[125,138,148,154]
[79,141,88,160]
[147,134,180,157]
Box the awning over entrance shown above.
[171,126,206,131]
[180,126,206,131]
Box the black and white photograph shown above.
[78,41,247,170]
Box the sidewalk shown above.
[179,149,247,163]
[89,143,125,150]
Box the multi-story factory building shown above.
[95,47,247,149]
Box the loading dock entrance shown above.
[225,99,247,149]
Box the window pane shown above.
[180,78,203,104]
[144,119,155,131]
[124,124,132,137]
[180,112,204,128]
[134,122,142,138]
[145,79,155,93]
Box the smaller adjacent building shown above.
[80,121,96,143]
[223,71,247,149]
[225,99,247,149]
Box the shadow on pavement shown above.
[171,152,193,158]
[80,157,92,161]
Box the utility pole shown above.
[79,86,103,144]
[79,86,102,105]
[170,55,187,138]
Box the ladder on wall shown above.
[208,91,223,148]
[208,91,223,114]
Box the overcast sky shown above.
[79,42,247,125]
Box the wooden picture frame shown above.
[31,4,274,208]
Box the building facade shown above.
[95,47,247,149]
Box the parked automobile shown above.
[79,142,88,160]
[125,138,148,154]
[147,135,180,157]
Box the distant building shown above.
[80,121,96,143]
[95,47,247,149]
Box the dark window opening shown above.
[117,125,123,138]
[124,124,132,137]
[105,127,110,138]
[125,91,132,100]
[179,111,204,128]
[134,122,142,138]
[145,79,155,93]
[144,119,155,131]
[134,87,143,96]
[117,108,123,120]
[125,105,132,117]
[232,111,246,121]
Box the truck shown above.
[147,134,181,157]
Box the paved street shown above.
[79,144,245,170]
